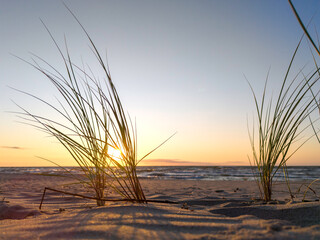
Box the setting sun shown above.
[107,147,122,160]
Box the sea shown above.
[0,166,319,181]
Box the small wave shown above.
[1,166,319,181]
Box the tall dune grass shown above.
[14,6,174,206]
[248,41,320,202]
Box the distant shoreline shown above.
[0,166,319,182]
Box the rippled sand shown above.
[0,173,319,239]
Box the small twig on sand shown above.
[39,187,178,210]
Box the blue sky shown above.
[1,0,320,166]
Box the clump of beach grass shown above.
[14,5,174,206]
[288,0,320,201]
[247,41,320,202]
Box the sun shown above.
[107,147,122,160]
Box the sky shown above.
[1,0,320,167]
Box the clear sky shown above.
[1,0,320,167]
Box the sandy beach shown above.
[0,173,319,240]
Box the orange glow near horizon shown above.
[0,126,319,167]
[0,145,319,167]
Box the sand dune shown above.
[0,173,319,239]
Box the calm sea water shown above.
[0,166,319,181]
